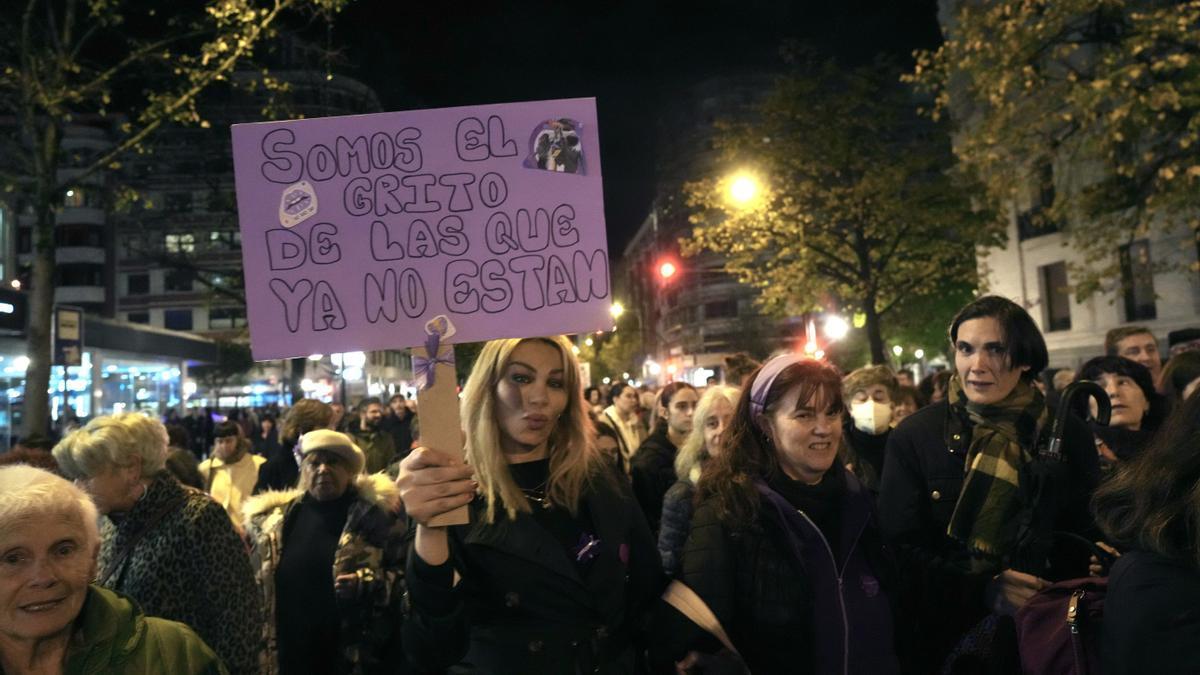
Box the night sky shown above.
[331,0,942,257]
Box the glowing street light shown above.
[659,261,677,280]
[728,173,762,206]
[914,348,926,360]
[892,345,904,357]
[824,315,850,341]
[584,337,594,347]
[609,302,625,320]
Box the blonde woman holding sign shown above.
[397,335,664,674]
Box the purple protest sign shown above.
[230,98,610,360]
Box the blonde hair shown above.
[53,412,169,479]
[461,336,600,523]
[0,464,100,549]
[674,385,740,485]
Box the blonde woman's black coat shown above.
[402,470,665,674]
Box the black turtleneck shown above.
[508,458,595,570]
[276,489,355,674]
[768,468,846,563]
[845,422,889,484]
[1092,423,1154,467]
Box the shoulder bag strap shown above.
[662,579,739,656]
[98,493,190,587]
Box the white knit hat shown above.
[298,429,365,474]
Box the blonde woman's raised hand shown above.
[396,446,476,526]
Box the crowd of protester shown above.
[3,298,1200,673]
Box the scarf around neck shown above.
[945,374,1047,562]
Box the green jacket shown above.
[348,427,398,475]
[64,585,227,675]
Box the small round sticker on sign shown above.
[279,181,318,228]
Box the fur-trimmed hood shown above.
[242,472,402,526]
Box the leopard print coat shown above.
[243,473,407,675]
[98,471,262,675]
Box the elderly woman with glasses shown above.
[243,429,406,675]
[52,412,261,675]
[0,464,226,674]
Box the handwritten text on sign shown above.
[231,98,611,360]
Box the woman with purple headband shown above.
[651,355,899,674]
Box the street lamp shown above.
[914,348,925,360]
[727,172,762,207]
[824,315,850,341]
[610,302,625,320]
[892,345,904,357]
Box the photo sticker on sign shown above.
[524,119,584,175]
[231,98,612,360]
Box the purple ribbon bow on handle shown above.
[413,332,455,391]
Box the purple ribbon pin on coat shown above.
[571,533,602,564]
[412,332,455,391]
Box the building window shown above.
[1017,161,1061,241]
[61,186,100,209]
[1120,239,1157,321]
[164,192,193,213]
[704,299,738,319]
[163,309,193,331]
[1039,262,1071,332]
[165,233,195,253]
[208,306,247,329]
[57,265,103,287]
[127,274,150,295]
[56,224,104,247]
[208,230,241,251]
[164,269,194,292]
[127,312,149,324]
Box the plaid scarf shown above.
[946,375,1047,562]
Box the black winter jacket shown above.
[403,469,665,674]
[652,468,899,674]
[1103,549,1200,674]
[877,400,1100,672]
[631,426,679,536]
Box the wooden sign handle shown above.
[413,343,470,527]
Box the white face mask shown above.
[850,400,893,435]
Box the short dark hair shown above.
[357,396,383,411]
[1105,326,1154,356]
[164,424,191,450]
[1077,355,1165,431]
[608,382,632,406]
[214,421,242,438]
[894,385,920,408]
[948,295,1048,382]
